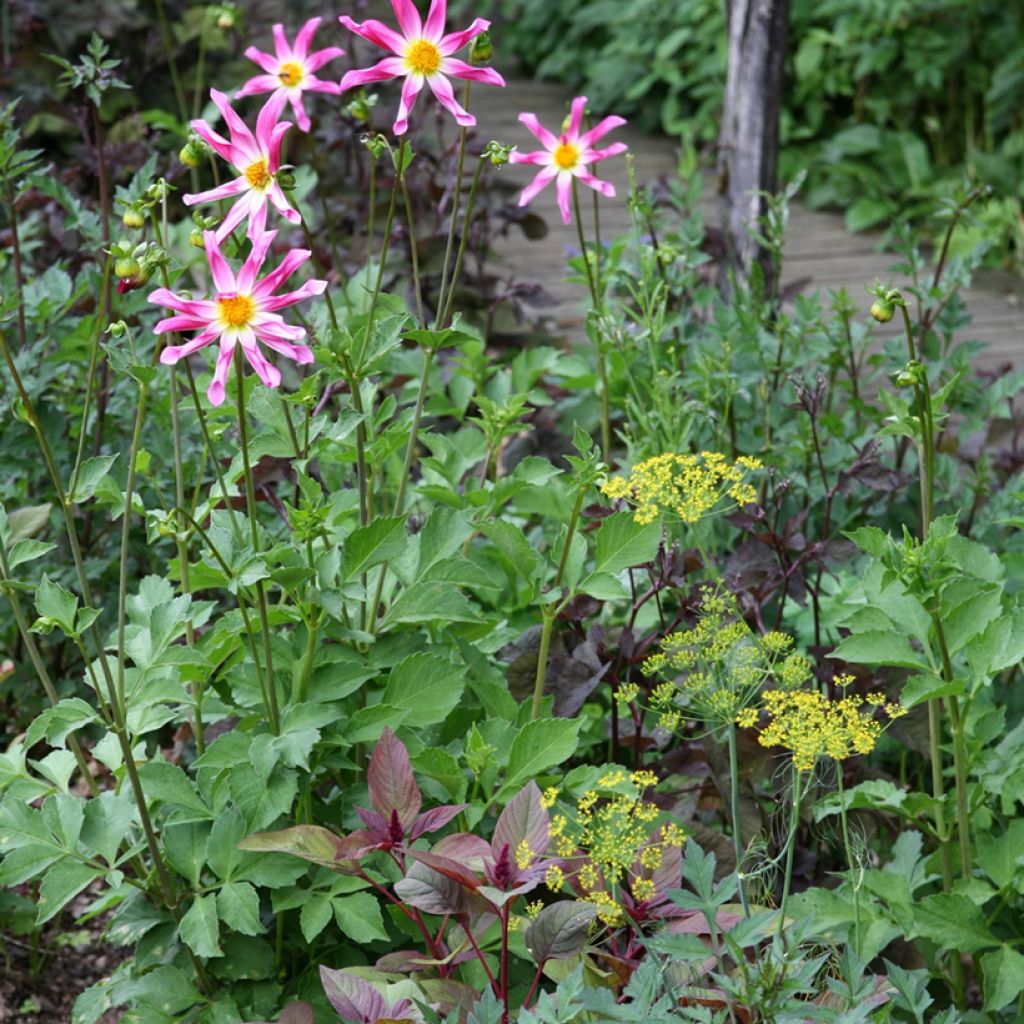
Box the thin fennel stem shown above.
[837,767,860,955]
[726,723,750,917]
[235,350,281,734]
[777,764,802,951]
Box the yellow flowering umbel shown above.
[601,451,762,525]
[744,684,907,772]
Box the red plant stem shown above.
[499,907,510,1024]
[523,963,546,1009]
[357,869,447,962]
[461,915,499,994]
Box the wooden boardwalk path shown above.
[471,77,1024,372]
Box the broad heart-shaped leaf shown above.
[911,893,1000,953]
[492,782,550,861]
[982,946,1024,1012]
[239,825,360,873]
[592,511,662,575]
[499,718,582,798]
[382,653,466,728]
[524,900,598,964]
[179,892,222,958]
[341,515,408,580]
[367,726,421,830]
[829,629,930,670]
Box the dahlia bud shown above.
[179,139,205,168]
[483,141,513,167]
[122,207,145,230]
[469,32,492,66]
[114,255,141,279]
[189,227,206,249]
[870,300,895,323]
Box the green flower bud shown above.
[189,227,206,249]
[107,320,128,337]
[870,300,894,323]
[276,170,296,190]
[122,207,145,230]
[114,256,141,279]
[483,140,513,166]
[469,32,492,66]
[179,140,205,168]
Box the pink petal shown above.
[266,184,301,223]
[210,89,258,159]
[438,18,490,56]
[251,315,306,341]
[391,0,422,39]
[306,47,345,73]
[518,165,557,207]
[213,195,253,244]
[252,249,312,296]
[340,57,407,90]
[440,58,505,87]
[259,279,327,312]
[204,232,237,293]
[244,45,279,75]
[183,176,248,206]
[155,313,213,333]
[266,119,291,170]
[241,333,283,389]
[256,94,289,156]
[256,329,315,364]
[578,115,627,149]
[237,230,277,293]
[508,149,549,166]
[566,96,587,140]
[293,17,322,59]
[148,288,217,318]
[393,74,425,135]
[236,73,280,98]
[245,197,270,242]
[426,73,474,128]
[518,112,557,150]
[338,16,407,55]
[159,324,221,362]
[288,93,312,132]
[582,141,629,164]
[304,77,342,94]
[577,171,615,198]
[190,118,237,164]
[207,339,237,406]
[555,173,573,225]
[271,25,290,59]
[423,0,447,41]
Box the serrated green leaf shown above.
[71,454,119,503]
[383,652,465,727]
[982,946,1024,1012]
[299,893,333,942]
[332,892,387,943]
[217,881,263,936]
[341,515,408,580]
[592,511,662,574]
[912,893,999,953]
[179,893,222,958]
[830,629,930,670]
[501,718,581,796]
[37,859,101,923]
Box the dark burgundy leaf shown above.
[408,803,467,842]
[367,727,422,829]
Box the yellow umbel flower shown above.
[601,451,763,524]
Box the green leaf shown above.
[135,760,212,819]
[977,820,1024,890]
[81,791,136,867]
[578,571,629,601]
[382,580,480,625]
[24,698,98,749]
[6,503,52,542]
[383,652,465,727]
[163,822,211,888]
[830,629,930,670]
[300,894,333,942]
[912,894,1000,953]
[341,515,408,580]
[7,538,56,569]
[501,718,582,796]
[71,454,119,503]
[900,673,963,710]
[477,520,544,583]
[332,892,388,943]
[592,512,662,574]
[33,574,79,635]
[982,946,1024,1012]
[238,825,351,870]
[217,882,263,936]
[179,893,222,958]
[37,859,101,924]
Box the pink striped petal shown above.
[207,339,237,406]
[304,77,342,94]
[245,197,270,242]
[259,279,327,312]
[566,96,587,140]
[306,47,345,72]
[159,324,221,363]
[256,330,315,364]
[267,184,301,223]
[148,289,217,318]
[154,313,213,334]
[340,57,407,90]
[394,74,425,135]
[508,148,549,166]
[237,230,277,293]
[266,119,291,170]
[427,73,474,128]
[183,176,248,206]
[518,165,557,207]
[236,74,282,98]
[288,93,312,132]
[204,232,237,293]
[190,118,237,164]
[518,112,558,150]
[252,315,306,341]
[293,17,322,58]
[391,0,422,39]
[578,115,627,149]
[271,25,290,59]
[423,0,446,41]
[576,171,615,198]
[241,335,283,389]
[582,141,629,164]
[440,59,505,87]
[252,250,313,296]
[438,18,490,55]
[210,89,258,160]
[244,46,279,75]
[213,194,252,243]
[555,173,573,225]
[338,16,407,54]
[256,94,289,156]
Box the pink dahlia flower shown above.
[509,96,628,225]
[236,17,344,133]
[338,0,505,136]
[184,90,299,243]
[151,230,326,406]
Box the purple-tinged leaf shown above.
[408,803,467,842]
[431,832,491,867]
[239,826,361,873]
[492,782,550,862]
[368,727,421,829]
[407,849,483,889]
[395,860,487,916]
[355,806,392,840]
[524,901,599,964]
[278,1003,315,1024]
[319,967,388,1024]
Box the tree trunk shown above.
[718,0,791,292]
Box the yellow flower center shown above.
[244,159,271,189]
[278,61,304,87]
[553,142,579,170]
[219,294,255,328]
[405,39,441,76]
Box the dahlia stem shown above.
[836,766,860,955]
[435,82,472,328]
[438,154,486,329]
[234,349,280,734]
[3,177,26,349]
[400,171,425,325]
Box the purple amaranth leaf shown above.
[320,967,388,1023]
[368,727,422,830]
[492,782,550,864]
[430,832,491,866]
[408,803,467,842]
[396,860,486,916]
